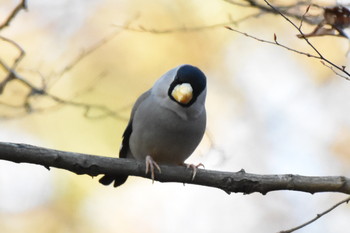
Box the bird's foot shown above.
[185,163,205,180]
[145,155,161,183]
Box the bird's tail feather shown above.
[99,174,128,187]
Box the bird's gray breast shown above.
[129,95,206,164]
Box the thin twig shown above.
[0,36,25,68]
[223,0,323,25]
[0,36,26,94]
[0,17,140,120]
[49,15,139,89]
[225,26,319,59]
[54,30,120,79]
[0,59,127,120]
[0,0,27,30]
[113,13,264,34]
[279,196,350,233]
[48,93,127,120]
[226,2,350,81]
[298,5,311,30]
[319,61,350,81]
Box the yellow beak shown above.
[171,83,193,104]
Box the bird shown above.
[99,64,207,187]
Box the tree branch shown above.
[0,142,349,195]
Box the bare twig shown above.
[113,13,264,34]
[0,0,27,30]
[114,0,321,35]
[225,26,319,59]
[262,0,350,79]
[279,196,350,233]
[225,1,350,81]
[0,59,127,119]
[0,36,26,94]
[53,30,120,81]
[0,142,350,195]
[49,14,139,89]
[223,0,323,25]
[0,36,25,68]
[0,6,140,119]
[320,61,350,80]
[48,93,128,120]
[298,4,311,30]
[0,17,139,119]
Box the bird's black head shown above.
[168,65,207,107]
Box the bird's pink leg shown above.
[185,163,205,180]
[145,155,161,183]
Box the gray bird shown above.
[99,64,207,187]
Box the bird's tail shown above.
[99,174,128,187]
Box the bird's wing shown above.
[119,90,151,158]
[99,90,151,187]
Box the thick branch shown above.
[0,142,349,194]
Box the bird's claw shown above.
[145,155,161,183]
[186,163,205,181]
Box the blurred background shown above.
[1,0,350,232]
